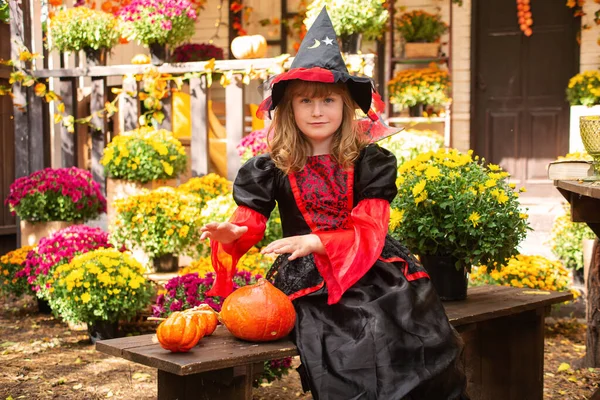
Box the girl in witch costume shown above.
[200,8,469,400]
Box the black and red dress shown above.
[208,144,468,400]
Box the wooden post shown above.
[121,75,139,132]
[158,83,172,132]
[59,77,78,167]
[225,77,244,181]
[90,77,107,195]
[586,238,600,367]
[189,76,209,177]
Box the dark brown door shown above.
[472,0,579,197]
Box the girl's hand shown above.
[200,222,248,244]
[261,234,325,260]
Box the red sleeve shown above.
[206,206,267,298]
[313,198,389,305]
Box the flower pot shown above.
[37,297,52,314]
[20,220,77,246]
[153,253,179,273]
[339,33,363,54]
[149,43,168,65]
[419,255,468,301]
[84,47,107,67]
[87,320,119,344]
[408,104,425,117]
[404,42,440,59]
[106,178,178,225]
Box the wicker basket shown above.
[404,43,440,59]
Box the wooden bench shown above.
[96,285,572,400]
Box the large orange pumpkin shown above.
[220,278,296,342]
[156,311,206,352]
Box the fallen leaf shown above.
[558,363,571,372]
[568,376,578,382]
[132,372,151,381]
[106,390,113,398]
[74,357,82,364]
[73,384,82,390]
[545,372,555,377]
[521,290,550,295]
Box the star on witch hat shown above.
[256,7,403,142]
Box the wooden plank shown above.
[97,325,297,376]
[443,285,572,327]
[0,65,11,79]
[571,194,600,223]
[90,77,107,195]
[189,76,209,177]
[225,78,244,181]
[555,180,600,200]
[33,58,295,79]
[121,75,138,132]
[96,286,571,379]
[59,78,77,167]
[27,86,45,172]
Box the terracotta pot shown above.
[404,42,440,59]
[106,178,178,225]
[419,255,468,301]
[20,220,76,246]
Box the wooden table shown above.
[97,285,572,400]
[555,179,600,368]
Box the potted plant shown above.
[304,0,388,53]
[177,173,232,208]
[0,245,34,299]
[378,129,444,167]
[118,0,199,64]
[5,167,107,246]
[48,248,153,343]
[16,225,116,312]
[396,10,448,59]
[470,255,576,296]
[566,71,600,154]
[48,6,121,66]
[152,269,293,386]
[387,64,450,116]
[172,42,224,62]
[111,187,203,272]
[389,148,531,300]
[101,126,188,223]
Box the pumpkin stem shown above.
[147,317,166,321]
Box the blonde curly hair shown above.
[268,81,367,174]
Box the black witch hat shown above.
[256,6,402,142]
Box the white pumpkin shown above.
[230,35,268,60]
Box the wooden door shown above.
[472,0,579,197]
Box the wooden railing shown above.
[30,58,290,192]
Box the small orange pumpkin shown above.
[194,304,219,335]
[230,35,267,59]
[156,311,206,352]
[220,278,296,342]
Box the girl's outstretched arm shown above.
[200,222,248,244]
[261,234,325,260]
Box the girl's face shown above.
[292,92,344,150]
